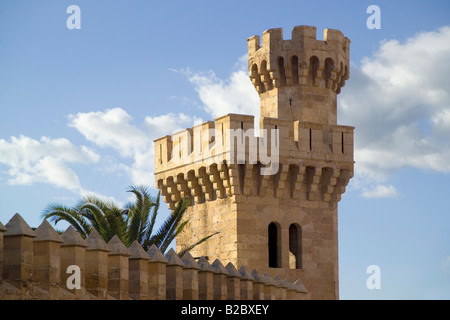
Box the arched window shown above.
[277,57,286,87]
[309,56,319,85]
[289,223,302,269]
[268,222,281,268]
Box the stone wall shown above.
[0,213,308,300]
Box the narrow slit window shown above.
[309,129,312,151]
[278,57,286,87]
[291,56,299,85]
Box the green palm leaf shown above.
[41,185,217,255]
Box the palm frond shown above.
[41,203,90,238]
[148,198,189,250]
[77,203,112,242]
[40,185,215,255]
[159,219,190,254]
[142,189,161,248]
[177,231,220,258]
[126,185,154,245]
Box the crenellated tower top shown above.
[247,25,350,125]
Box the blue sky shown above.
[0,0,449,299]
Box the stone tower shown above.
[154,25,354,300]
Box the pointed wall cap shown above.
[251,269,265,283]
[181,251,200,270]
[263,272,276,286]
[294,279,308,293]
[0,221,7,232]
[61,226,87,247]
[128,241,150,260]
[197,256,214,272]
[34,220,64,243]
[147,244,169,264]
[165,248,184,267]
[211,259,229,275]
[238,266,254,281]
[85,229,109,251]
[107,235,130,256]
[283,277,297,291]
[225,262,241,278]
[273,274,288,288]
[4,213,36,237]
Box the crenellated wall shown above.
[247,26,350,93]
[0,214,308,300]
[247,26,350,124]
[154,113,353,210]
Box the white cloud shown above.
[68,108,148,158]
[177,55,260,120]
[69,108,200,188]
[339,26,450,188]
[362,184,399,199]
[431,108,450,139]
[0,135,99,191]
[145,112,203,137]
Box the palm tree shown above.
[42,185,217,255]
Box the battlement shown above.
[154,113,353,209]
[248,26,349,56]
[247,26,350,124]
[155,114,353,174]
[0,214,308,300]
[248,25,350,93]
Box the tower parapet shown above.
[154,114,353,210]
[248,26,350,124]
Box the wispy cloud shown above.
[339,26,450,190]
[361,184,399,199]
[68,107,200,188]
[0,135,99,192]
[172,55,260,121]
